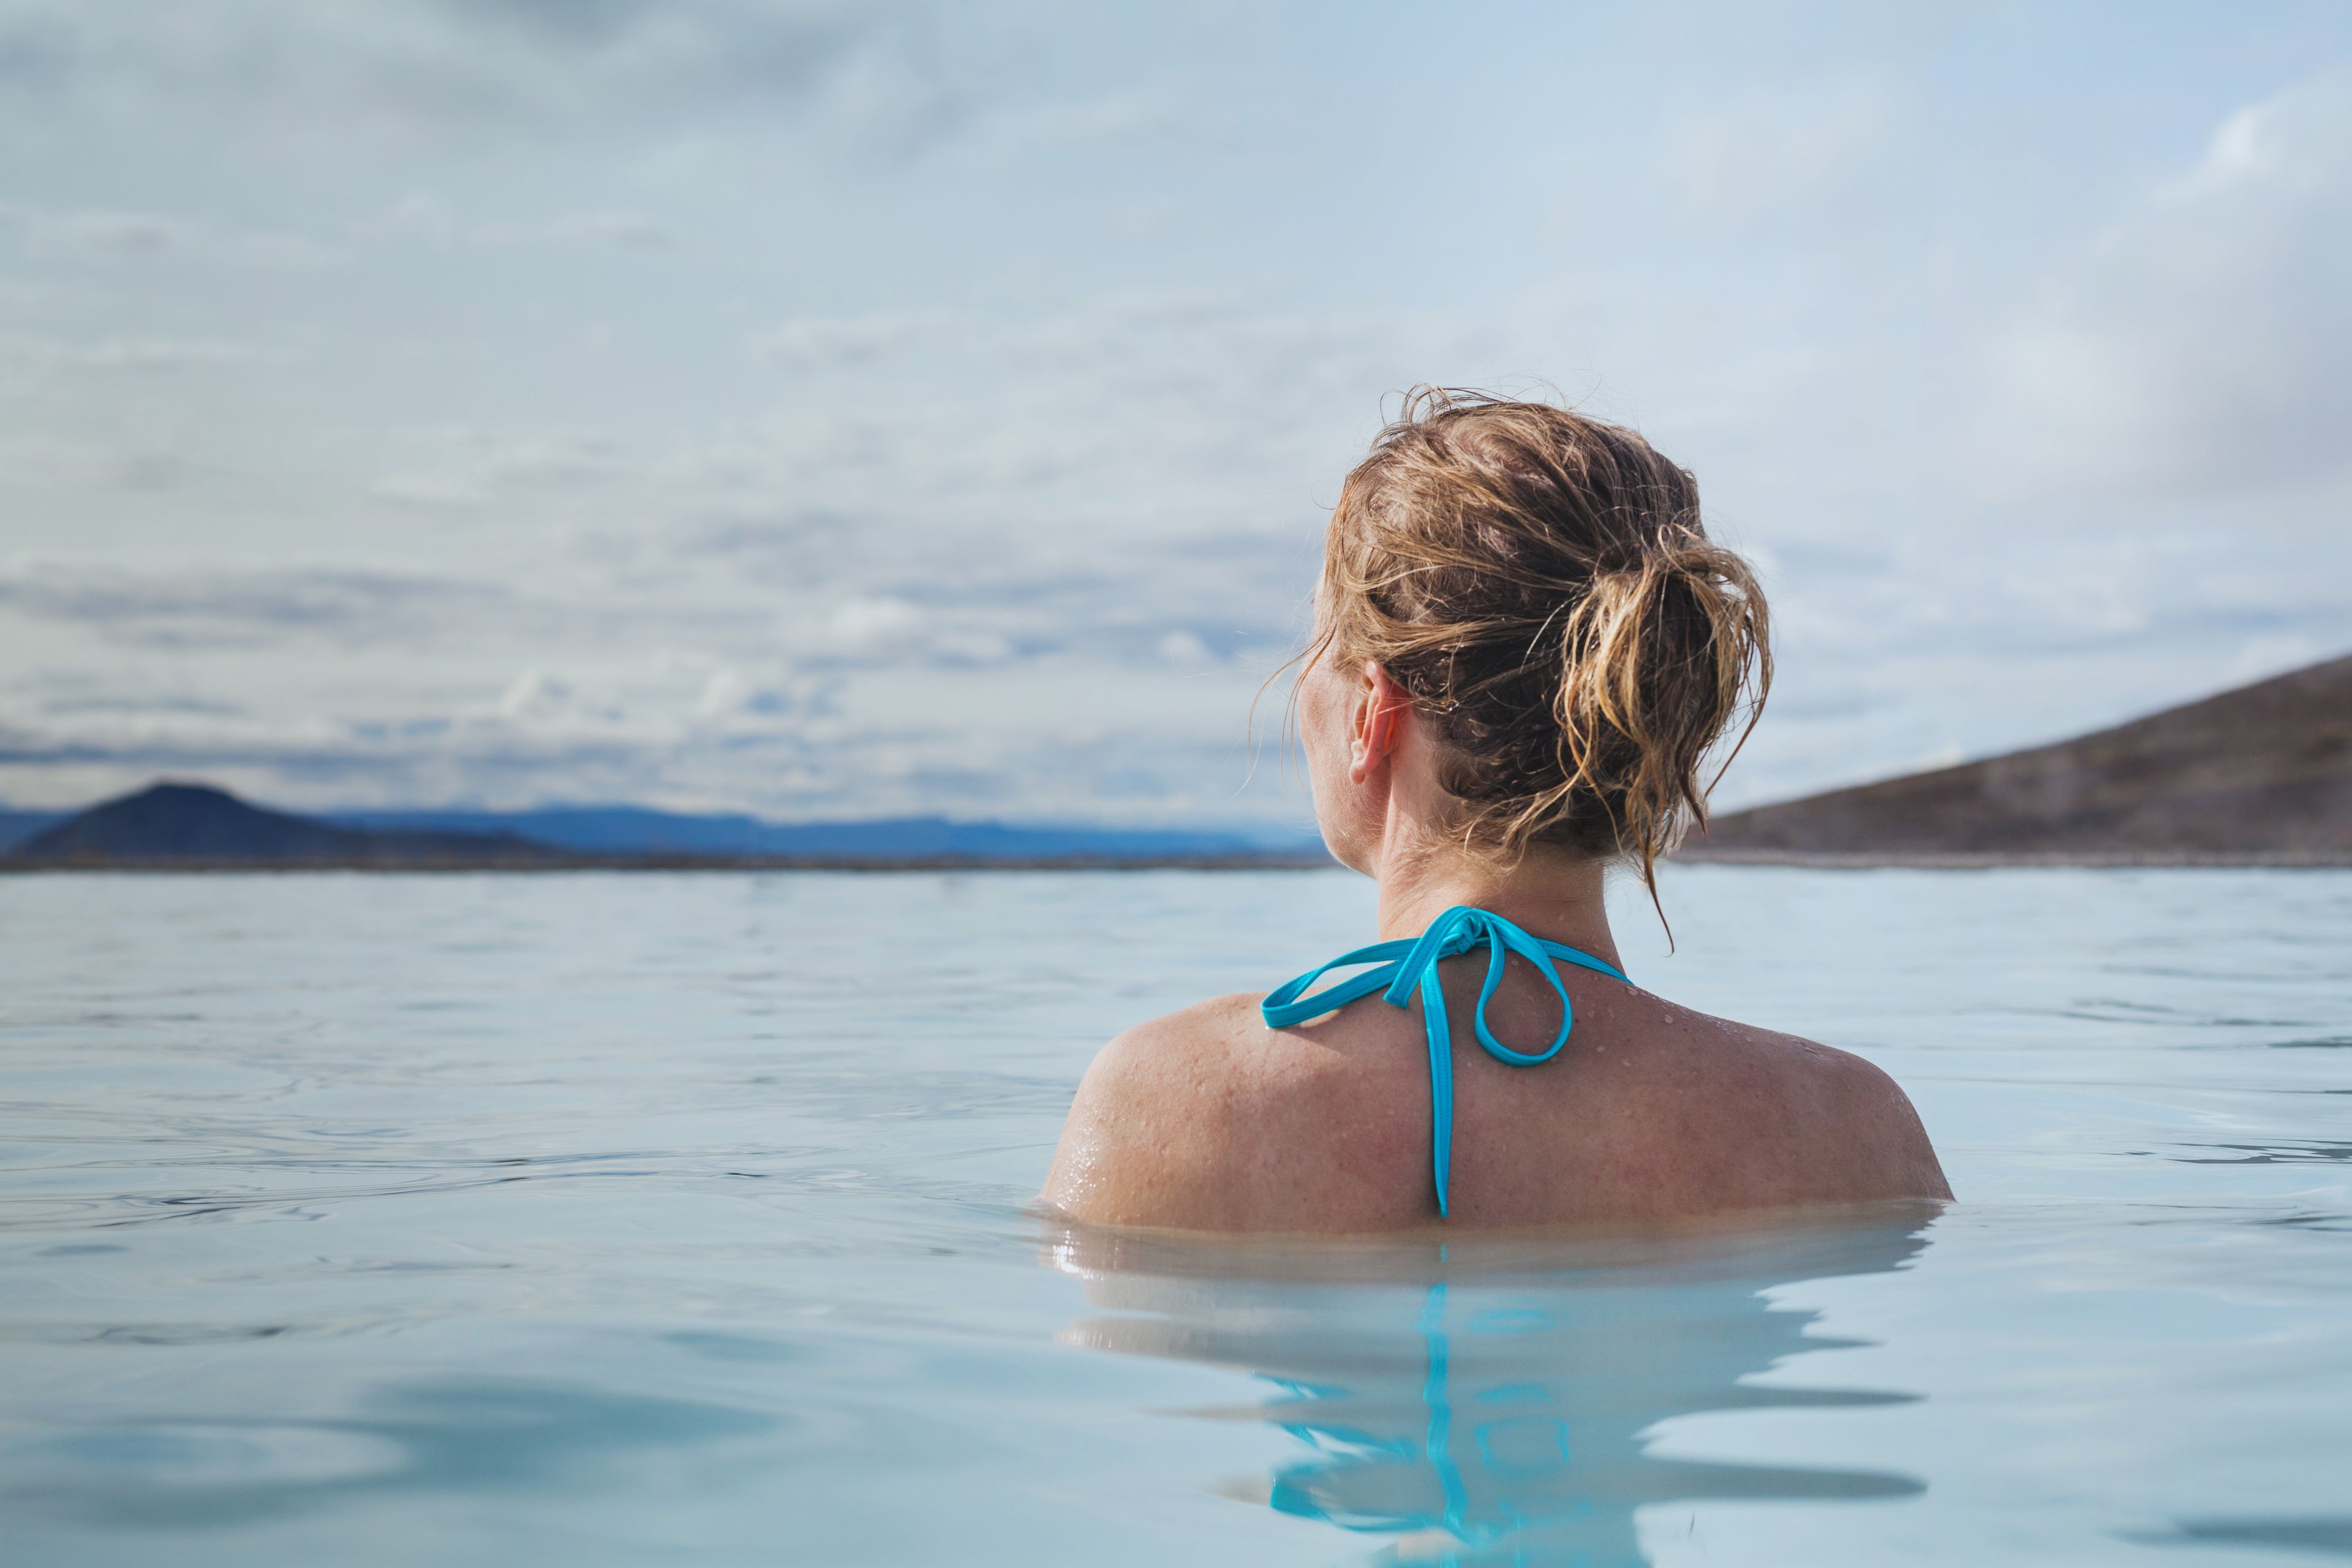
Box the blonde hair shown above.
[1308,388,1771,895]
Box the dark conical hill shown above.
[9,782,561,867]
[1687,653,2352,864]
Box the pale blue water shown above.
[2,868,2349,1566]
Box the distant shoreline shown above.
[9,851,2351,873]
[4,782,1333,871]
[1675,849,2352,869]
[0,853,1338,874]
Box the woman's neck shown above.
[1373,835,1623,970]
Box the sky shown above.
[3,1,2348,827]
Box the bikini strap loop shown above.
[1260,906,1628,1217]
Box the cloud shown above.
[0,0,959,153]
[729,292,1474,538]
[17,668,249,720]
[0,650,1283,821]
[374,192,676,251]
[1,332,296,371]
[1660,75,1901,231]
[973,81,1195,154]
[1156,629,1212,666]
[0,565,548,650]
[1973,67,2352,500]
[72,336,292,369]
[0,199,339,267]
[823,595,922,652]
[746,309,951,368]
[368,429,642,512]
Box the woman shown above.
[1045,391,1950,1232]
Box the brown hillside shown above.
[1686,653,2352,864]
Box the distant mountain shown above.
[1687,653,2352,864]
[333,804,1317,862]
[9,782,563,868]
[4,782,1329,869]
[0,809,64,853]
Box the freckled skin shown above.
[1042,644,1953,1234]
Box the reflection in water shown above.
[2147,1517,2352,1558]
[1048,1211,1934,1566]
[15,1380,775,1529]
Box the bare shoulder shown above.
[1040,993,1276,1231]
[1694,1011,1953,1204]
[1041,990,1428,1231]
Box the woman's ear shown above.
[1349,662,1413,783]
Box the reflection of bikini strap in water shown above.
[1262,905,1629,1216]
[1418,1280,1470,1537]
[1415,1277,1586,1553]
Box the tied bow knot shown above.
[1262,905,1629,1217]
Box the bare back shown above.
[1043,955,1950,1233]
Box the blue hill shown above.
[0,809,64,852]
[333,805,1322,862]
[1,784,1326,867]
[10,783,559,866]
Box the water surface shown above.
[2,868,2348,1564]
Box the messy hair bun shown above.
[1313,388,1771,892]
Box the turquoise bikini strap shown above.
[1261,938,1414,1028]
[1259,905,1629,1218]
